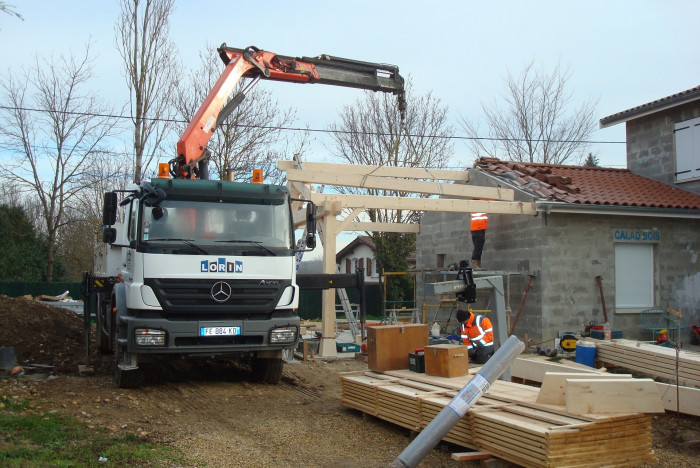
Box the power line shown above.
[0,105,627,145]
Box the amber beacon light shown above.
[158,163,170,178]
[252,169,263,184]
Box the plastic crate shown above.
[590,329,622,340]
[336,342,361,353]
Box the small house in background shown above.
[336,236,380,283]
[599,85,700,195]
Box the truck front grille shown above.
[144,278,291,316]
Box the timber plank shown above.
[565,379,665,414]
[537,372,633,405]
[339,370,654,468]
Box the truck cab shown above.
[97,178,312,387]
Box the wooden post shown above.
[318,201,339,357]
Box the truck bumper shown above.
[122,315,300,356]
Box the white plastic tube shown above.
[389,335,525,468]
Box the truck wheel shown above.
[114,344,140,389]
[252,357,283,384]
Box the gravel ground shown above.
[2,357,699,467]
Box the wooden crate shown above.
[367,324,428,372]
[425,344,469,378]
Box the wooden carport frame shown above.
[279,160,536,356]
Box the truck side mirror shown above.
[102,227,117,244]
[305,202,317,249]
[103,192,118,226]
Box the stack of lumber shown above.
[587,338,700,387]
[340,369,655,468]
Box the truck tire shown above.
[252,357,283,384]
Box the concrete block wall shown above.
[416,170,547,343]
[539,213,700,343]
[626,101,700,195]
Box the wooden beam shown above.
[451,452,493,461]
[335,208,363,233]
[309,193,536,215]
[565,378,665,414]
[655,381,700,416]
[285,168,512,201]
[342,222,420,233]
[537,372,632,405]
[279,160,469,181]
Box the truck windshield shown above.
[141,200,292,253]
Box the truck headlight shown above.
[134,328,166,346]
[270,326,298,344]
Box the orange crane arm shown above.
[175,45,405,178]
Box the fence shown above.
[0,281,383,320]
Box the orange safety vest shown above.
[470,212,488,231]
[460,314,494,350]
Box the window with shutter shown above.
[674,117,700,182]
[367,258,372,276]
[345,258,351,273]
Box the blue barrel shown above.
[575,341,596,367]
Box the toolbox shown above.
[590,329,623,339]
[408,351,425,373]
[367,324,429,372]
[424,344,469,378]
[336,342,361,353]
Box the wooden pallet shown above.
[340,370,655,468]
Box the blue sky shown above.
[2,1,699,255]
[3,0,699,170]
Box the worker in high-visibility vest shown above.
[456,308,494,364]
[470,210,488,270]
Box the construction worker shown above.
[456,308,494,364]
[470,210,488,270]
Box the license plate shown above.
[200,326,241,337]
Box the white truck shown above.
[83,44,405,387]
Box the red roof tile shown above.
[477,158,700,210]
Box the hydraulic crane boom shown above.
[175,44,406,178]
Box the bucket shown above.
[575,341,596,368]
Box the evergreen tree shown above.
[584,153,600,167]
[0,204,47,281]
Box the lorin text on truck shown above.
[82,45,406,387]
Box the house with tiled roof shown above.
[336,236,380,283]
[600,85,700,195]
[416,157,700,345]
[336,235,417,284]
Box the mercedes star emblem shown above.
[211,281,232,303]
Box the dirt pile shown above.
[0,295,108,374]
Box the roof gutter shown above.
[536,201,700,219]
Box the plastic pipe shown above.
[389,335,525,468]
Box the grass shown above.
[0,396,184,467]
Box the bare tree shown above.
[327,80,454,302]
[173,46,299,183]
[115,0,179,183]
[327,79,454,224]
[461,60,598,165]
[55,151,134,281]
[0,45,119,281]
[0,2,22,21]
